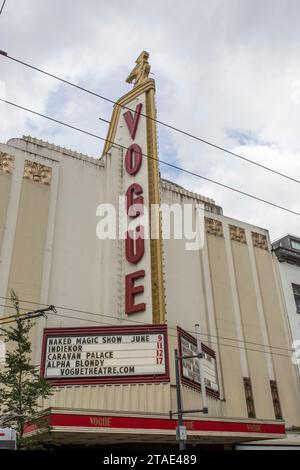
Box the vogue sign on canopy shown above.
[41,325,169,385]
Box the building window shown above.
[291,239,300,251]
[292,284,300,313]
[270,380,283,420]
[243,377,256,419]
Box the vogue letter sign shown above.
[124,103,146,315]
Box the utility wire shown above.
[0,0,6,16]
[0,303,56,323]
[0,304,54,323]
[1,97,300,217]
[53,312,293,360]
[1,52,299,185]
[0,296,293,353]
[54,313,294,360]
[1,305,291,360]
[1,307,293,359]
[0,298,294,354]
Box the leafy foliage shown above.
[0,290,52,449]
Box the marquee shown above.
[177,326,220,399]
[41,325,169,385]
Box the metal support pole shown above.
[174,349,186,451]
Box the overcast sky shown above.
[0,0,300,240]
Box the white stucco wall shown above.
[2,133,300,427]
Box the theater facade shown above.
[0,52,299,449]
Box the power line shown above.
[54,312,293,360]
[0,0,6,16]
[1,97,300,217]
[1,306,293,359]
[2,305,292,360]
[2,297,293,353]
[1,52,300,186]
[0,304,56,323]
[0,306,55,325]
[0,298,294,354]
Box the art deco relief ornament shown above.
[205,217,223,237]
[23,160,52,185]
[0,152,14,174]
[252,232,268,250]
[229,225,247,244]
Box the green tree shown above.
[0,291,52,449]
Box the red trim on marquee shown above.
[23,412,285,436]
[40,325,169,386]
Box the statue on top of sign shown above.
[126,51,151,88]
